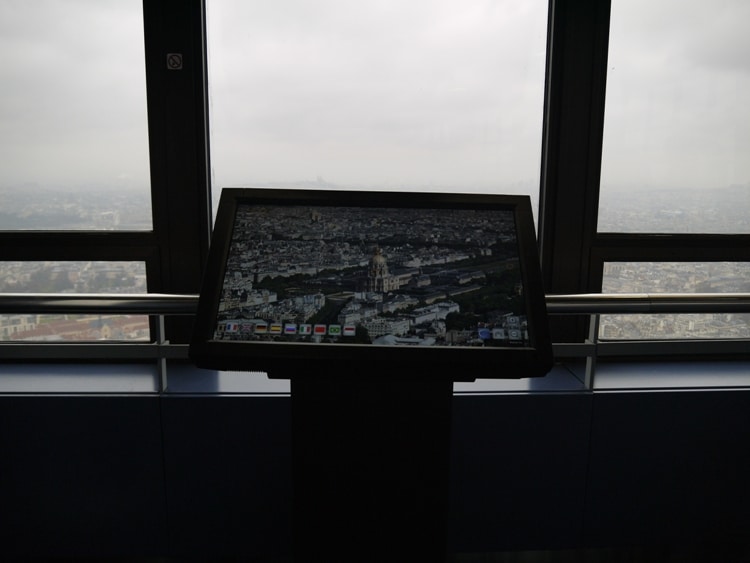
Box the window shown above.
[207,0,548,216]
[0,261,148,342]
[600,262,750,339]
[586,0,750,344]
[0,0,211,345]
[0,0,747,371]
[0,1,158,343]
[0,1,152,230]
[599,0,750,234]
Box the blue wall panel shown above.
[160,395,293,560]
[449,393,592,552]
[585,390,750,549]
[0,396,167,558]
[2,388,749,558]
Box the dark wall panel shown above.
[160,396,293,560]
[448,393,592,552]
[0,396,167,558]
[585,390,750,549]
[3,389,750,558]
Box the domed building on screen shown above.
[364,247,400,293]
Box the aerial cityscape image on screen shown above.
[212,203,529,348]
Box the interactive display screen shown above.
[190,189,552,379]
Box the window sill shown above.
[0,362,159,394]
[1,360,747,395]
[592,360,750,391]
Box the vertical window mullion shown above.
[143,0,212,342]
[539,0,611,341]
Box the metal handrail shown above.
[545,293,750,314]
[1,292,750,315]
[1,292,748,391]
[0,293,199,315]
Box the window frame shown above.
[0,0,747,359]
[0,0,212,344]
[538,0,611,342]
[540,0,750,347]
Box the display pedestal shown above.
[289,373,454,562]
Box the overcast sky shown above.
[0,0,150,192]
[207,0,547,195]
[0,0,748,199]
[601,0,750,192]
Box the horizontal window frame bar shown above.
[591,234,750,261]
[552,339,750,359]
[596,339,750,357]
[0,232,160,261]
[0,342,189,361]
[0,340,743,363]
[596,233,750,243]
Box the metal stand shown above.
[289,371,454,562]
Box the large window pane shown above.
[0,261,149,341]
[599,0,750,233]
[0,1,151,230]
[600,262,750,339]
[207,0,547,213]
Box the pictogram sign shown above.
[166,53,183,70]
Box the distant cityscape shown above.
[598,183,750,234]
[0,185,152,231]
[601,261,750,340]
[598,183,750,339]
[0,260,148,341]
[0,182,748,342]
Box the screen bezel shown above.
[189,188,553,379]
